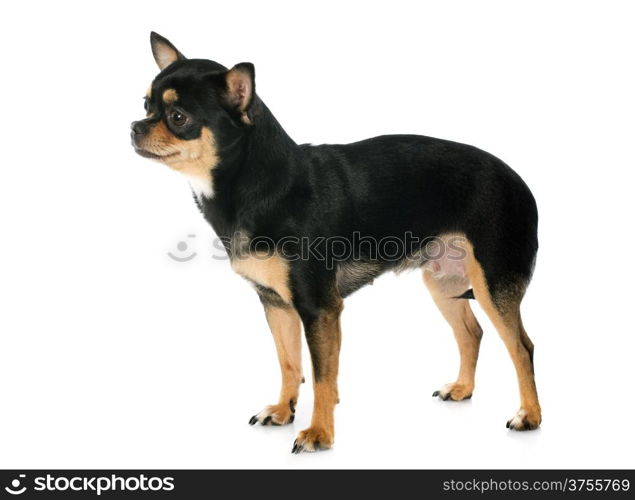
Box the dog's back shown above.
[301,134,538,301]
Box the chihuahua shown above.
[131,32,541,453]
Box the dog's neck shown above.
[245,98,300,165]
[196,99,305,241]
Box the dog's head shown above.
[131,32,256,196]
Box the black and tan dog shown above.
[131,32,541,453]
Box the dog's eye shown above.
[169,110,187,127]
[143,97,150,112]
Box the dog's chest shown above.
[228,232,292,304]
[231,253,292,304]
[187,175,214,202]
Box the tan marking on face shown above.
[135,122,218,196]
[162,88,178,104]
[231,253,292,304]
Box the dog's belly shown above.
[420,233,468,278]
[423,252,467,278]
[335,233,468,297]
[335,261,385,297]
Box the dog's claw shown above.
[249,415,258,425]
[432,390,440,397]
[291,440,303,454]
[262,416,272,426]
[506,420,511,429]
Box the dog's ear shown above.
[224,63,255,124]
[150,32,186,70]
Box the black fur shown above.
[132,42,538,379]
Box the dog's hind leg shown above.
[248,302,303,426]
[424,270,483,401]
[466,251,541,430]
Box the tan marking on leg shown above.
[293,299,343,452]
[465,242,541,430]
[231,254,292,304]
[251,306,303,425]
[424,271,482,400]
[162,88,178,104]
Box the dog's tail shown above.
[454,289,475,300]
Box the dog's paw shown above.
[506,407,541,431]
[432,382,473,401]
[291,427,333,454]
[249,400,296,426]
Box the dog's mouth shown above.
[134,148,179,160]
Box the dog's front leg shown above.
[292,297,343,453]
[249,303,303,426]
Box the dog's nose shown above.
[130,120,149,136]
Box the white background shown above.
[1,0,634,469]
